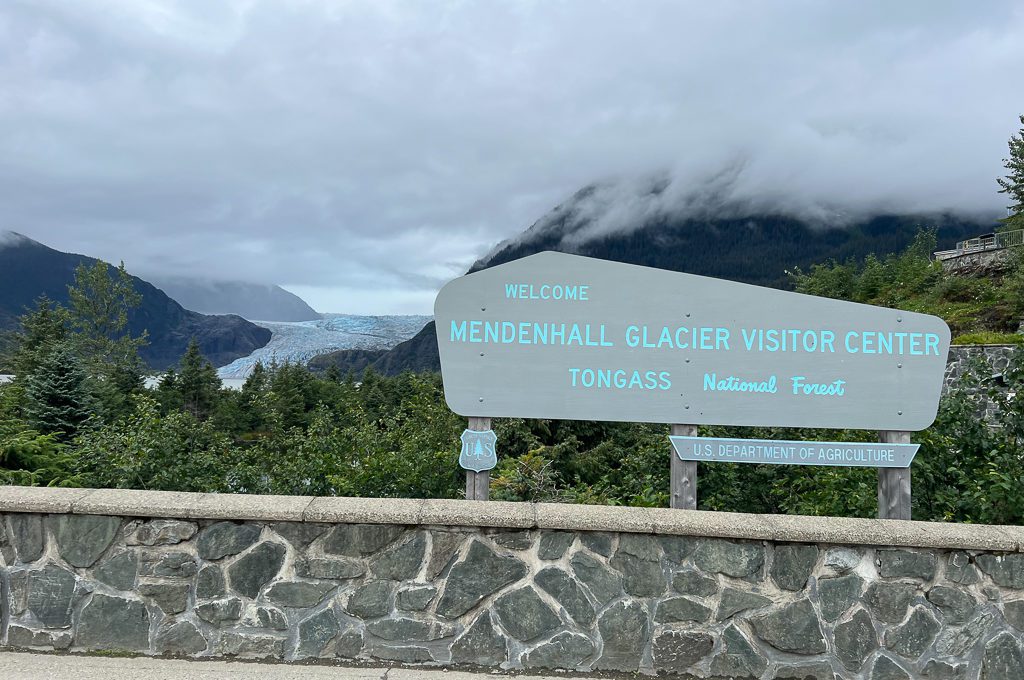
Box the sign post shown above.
[878,430,912,519]
[462,417,492,501]
[670,424,697,509]
[435,252,950,518]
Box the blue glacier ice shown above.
[216,314,431,379]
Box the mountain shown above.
[0,232,271,369]
[312,184,999,376]
[147,276,320,321]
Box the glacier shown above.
[216,314,431,379]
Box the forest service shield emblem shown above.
[459,429,498,472]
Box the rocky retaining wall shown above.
[1,487,1024,679]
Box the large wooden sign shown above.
[435,252,950,431]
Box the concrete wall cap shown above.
[0,486,1021,552]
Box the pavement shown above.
[0,651,580,680]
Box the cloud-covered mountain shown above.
[0,232,270,369]
[147,276,320,322]
[312,182,999,376]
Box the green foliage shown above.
[951,332,1024,345]
[791,228,1024,338]
[22,344,94,441]
[997,113,1024,225]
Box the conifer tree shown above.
[998,114,1024,230]
[176,338,221,420]
[22,344,92,441]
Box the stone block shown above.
[709,624,768,678]
[435,540,527,619]
[537,531,573,560]
[834,609,879,671]
[76,593,151,651]
[196,521,261,560]
[981,632,1024,680]
[124,518,197,546]
[716,587,771,620]
[49,514,120,568]
[819,573,863,622]
[976,553,1024,589]
[652,629,714,672]
[271,521,326,550]
[751,598,826,655]
[155,620,208,655]
[609,537,667,597]
[296,608,340,658]
[927,585,977,624]
[490,530,534,550]
[322,524,403,557]
[693,538,764,578]
[450,613,507,666]
[535,567,596,627]
[297,557,366,580]
[863,581,917,624]
[196,564,226,599]
[672,568,718,597]
[139,581,190,614]
[493,586,560,642]
[264,580,335,608]
[195,597,243,625]
[6,514,44,563]
[370,531,427,580]
[595,600,648,671]
[772,544,819,591]
[877,549,937,580]
[884,605,940,659]
[580,532,614,557]
[523,631,595,669]
[345,580,394,619]
[227,541,285,598]
[92,550,138,591]
[871,654,912,680]
[217,632,285,658]
[396,585,437,611]
[654,596,711,623]
[570,552,621,606]
[26,563,77,628]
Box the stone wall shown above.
[1,488,1024,679]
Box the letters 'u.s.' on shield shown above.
[459,429,498,472]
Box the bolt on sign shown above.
[435,252,950,431]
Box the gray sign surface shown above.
[434,252,950,430]
[670,435,919,468]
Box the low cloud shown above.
[1,1,1021,313]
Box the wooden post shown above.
[670,424,698,510]
[465,416,491,501]
[878,431,911,520]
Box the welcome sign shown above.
[435,252,950,431]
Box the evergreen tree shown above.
[175,339,221,420]
[66,260,147,385]
[22,344,92,441]
[998,114,1024,230]
[9,295,71,378]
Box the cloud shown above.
[0,0,1021,313]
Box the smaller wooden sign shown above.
[670,435,919,468]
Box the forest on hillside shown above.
[2,238,1024,525]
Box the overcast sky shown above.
[2,1,1022,314]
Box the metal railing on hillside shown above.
[934,229,1024,260]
